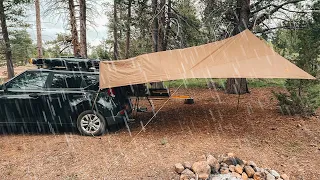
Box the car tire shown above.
[76,110,107,136]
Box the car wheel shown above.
[76,110,107,136]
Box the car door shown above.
[1,71,50,127]
[43,72,94,126]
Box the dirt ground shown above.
[0,87,319,180]
[0,65,35,80]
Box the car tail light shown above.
[118,109,126,115]
[118,104,130,116]
[107,88,115,97]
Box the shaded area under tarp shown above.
[99,30,315,89]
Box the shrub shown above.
[273,79,320,117]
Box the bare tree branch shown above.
[271,16,293,22]
[250,0,264,10]
[254,25,307,34]
[251,4,277,15]
[280,7,314,13]
[249,0,305,29]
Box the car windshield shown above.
[6,71,49,89]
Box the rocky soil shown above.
[174,153,290,180]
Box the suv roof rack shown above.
[29,58,100,72]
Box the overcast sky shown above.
[25,0,111,46]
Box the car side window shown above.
[50,73,99,89]
[82,74,99,90]
[51,73,69,88]
[67,74,84,88]
[6,71,49,89]
[51,73,98,89]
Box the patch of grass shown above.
[163,78,227,88]
[164,78,285,89]
[65,173,78,180]
[247,79,286,88]
[287,141,303,153]
[164,79,208,88]
[160,138,168,145]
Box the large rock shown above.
[235,157,245,166]
[221,163,228,167]
[206,155,218,166]
[183,162,192,169]
[220,166,230,174]
[198,173,210,180]
[280,174,289,180]
[248,161,257,167]
[229,165,235,172]
[191,161,210,180]
[270,170,280,178]
[211,174,239,180]
[212,164,220,173]
[180,169,196,180]
[242,160,247,166]
[222,157,237,166]
[175,163,185,174]
[235,164,243,174]
[206,155,220,172]
[231,172,242,179]
[253,166,260,172]
[242,172,248,180]
[244,166,255,178]
[253,172,267,180]
[266,173,276,180]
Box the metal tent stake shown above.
[146,96,156,116]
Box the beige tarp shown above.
[100,29,315,89]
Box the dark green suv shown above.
[0,59,132,136]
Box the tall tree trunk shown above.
[158,0,165,51]
[152,0,159,53]
[125,0,132,59]
[163,0,171,51]
[236,0,250,33]
[79,0,87,58]
[113,0,119,60]
[0,0,14,79]
[151,0,164,89]
[35,0,43,58]
[68,0,80,57]
[226,0,250,94]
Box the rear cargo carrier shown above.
[30,57,100,71]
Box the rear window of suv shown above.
[50,73,98,89]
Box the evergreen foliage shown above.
[272,1,320,116]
